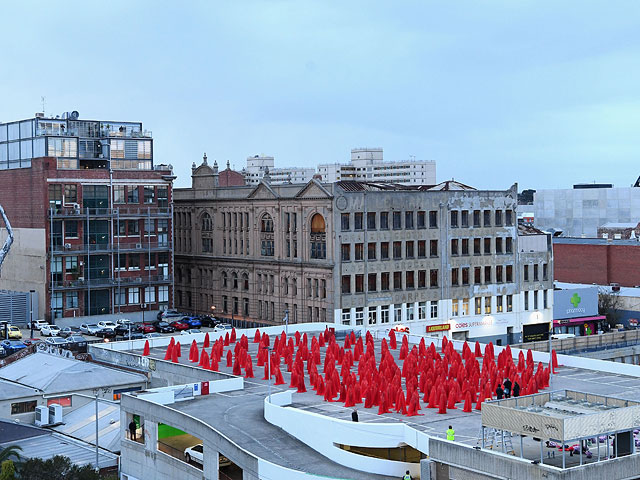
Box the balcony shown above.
[116,207,171,218]
[48,207,172,219]
[50,241,172,254]
[50,274,173,290]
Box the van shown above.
[551,333,576,340]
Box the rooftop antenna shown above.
[41,96,45,114]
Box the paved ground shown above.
[133,331,640,473]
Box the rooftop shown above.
[553,237,640,246]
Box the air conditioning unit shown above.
[35,405,49,426]
[135,243,142,249]
[64,243,72,250]
[49,403,63,424]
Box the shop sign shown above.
[426,323,450,333]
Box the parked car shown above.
[64,335,88,352]
[116,318,132,326]
[181,329,201,335]
[138,323,156,334]
[182,316,202,328]
[0,340,27,355]
[157,309,183,321]
[7,326,22,340]
[22,338,42,347]
[197,315,217,328]
[0,344,5,357]
[115,323,137,336]
[143,332,163,338]
[27,320,49,331]
[79,324,102,335]
[184,444,203,465]
[119,332,144,340]
[44,336,68,346]
[169,319,190,331]
[151,321,175,334]
[214,323,233,332]
[94,328,117,339]
[59,326,81,338]
[40,324,61,337]
[97,321,118,331]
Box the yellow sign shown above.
[426,324,450,333]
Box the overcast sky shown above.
[1,1,639,190]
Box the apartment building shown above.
[243,154,315,185]
[0,112,174,320]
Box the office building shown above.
[0,111,174,320]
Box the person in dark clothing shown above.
[351,408,359,422]
[503,378,512,398]
[129,419,137,441]
[496,385,504,399]
[513,381,520,397]
[402,470,412,480]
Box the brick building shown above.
[553,237,640,287]
[0,113,174,320]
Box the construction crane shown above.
[0,204,14,272]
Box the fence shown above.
[512,329,640,353]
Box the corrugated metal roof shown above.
[0,352,146,394]
[0,378,41,401]
[53,400,121,453]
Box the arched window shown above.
[201,212,213,253]
[222,271,228,288]
[232,272,238,289]
[201,212,213,231]
[310,213,326,259]
[242,273,249,290]
[260,213,275,256]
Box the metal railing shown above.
[512,329,640,353]
[49,207,171,218]
[50,274,173,290]
[51,241,171,254]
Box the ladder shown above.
[477,427,515,455]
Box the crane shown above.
[0,204,14,272]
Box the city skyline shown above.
[1,1,639,191]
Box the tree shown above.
[598,288,621,331]
[17,456,99,480]
[0,460,15,480]
[0,446,21,464]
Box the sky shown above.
[1,1,639,190]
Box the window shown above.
[405,211,414,229]
[128,254,140,269]
[430,301,438,319]
[418,240,426,258]
[533,264,539,281]
[406,271,414,288]
[261,214,274,232]
[474,267,481,284]
[462,298,469,315]
[341,244,350,261]
[506,265,513,282]
[341,275,351,294]
[483,210,491,227]
[355,243,364,261]
[429,211,437,228]
[381,305,390,323]
[417,211,426,229]
[543,289,548,308]
[524,291,529,310]
[408,268,421,289]
[49,184,62,210]
[496,295,503,313]
[64,220,78,238]
[368,273,377,292]
[66,291,78,309]
[473,210,481,227]
[342,309,351,325]
[380,242,389,259]
[310,214,326,259]
[127,220,139,236]
[393,211,402,230]
[461,210,469,228]
[367,212,376,230]
[233,297,239,315]
[461,238,469,255]
[222,271,228,288]
[505,210,513,226]
[158,286,168,302]
[128,288,140,305]
[380,212,389,230]
[451,268,459,286]
[495,237,503,254]
[223,295,228,313]
[534,290,539,309]
[524,265,529,282]
[430,239,438,257]
[243,273,249,290]
[11,401,37,415]
[157,186,169,208]
[405,241,414,258]
[462,267,469,285]
[507,295,513,312]
[393,271,402,290]
[368,309,377,325]
[451,239,459,256]
[475,297,482,315]
[484,238,491,254]
[496,265,503,283]
[114,185,126,204]
[418,301,427,320]
[355,274,364,293]
[354,212,363,230]
[65,256,79,272]
[143,186,155,204]
[452,299,459,316]
[543,263,548,281]
[484,266,491,284]
[430,269,438,287]
[145,287,156,304]
[484,297,491,314]
[473,238,481,255]
[64,184,77,204]
[341,213,350,231]
[368,242,377,260]
[381,272,390,290]
[260,214,274,256]
[405,304,414,322]
[233,272,239,289]
[506,237,513,253]
[355,308,364,325]
[393,241,402,259]
[47,396,72,407]
[394,304,402,322]
[451,210,458,227]
[495,210,503,226]
[127,186,139,203]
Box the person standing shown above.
[446,425,455,441]
[503,378,512,398]
[129,419,137,441]
[351,408,359,422]
[513,381,520,398]
[402,470,412,480]
[496,385,504,399]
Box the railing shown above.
[51,241,171,253]
[49,207,171,218]
[50,274,172,289]
[512,329,640,353]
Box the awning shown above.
[553,315,605,326]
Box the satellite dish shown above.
[70,111,79,120]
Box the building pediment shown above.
[295,179,333,199]
[248,182,279,199]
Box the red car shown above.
[139,323,156,334]
[170,319,189,331]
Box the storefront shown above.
[553,286,602,336]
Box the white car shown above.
[45,336,67,345]
[97,321,117,330]
[79,323,101,335]
[181,329,201,335]
[40,324,61,337]
[184,444,231,467]
[213,324,233,332]
[28,320,49,331]
[116,318,132,326]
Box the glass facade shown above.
[0,115,153,170]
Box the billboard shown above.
[553,287,598,320]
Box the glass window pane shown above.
[20,140,32,159]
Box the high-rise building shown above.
[0,112,174,320]
[175,155,552,344]
[317,148,436,184]
[243,155,315,185]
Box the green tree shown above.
[18,456,99,480]
[0,446,21,464]
[0,460,16,480]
